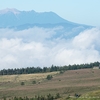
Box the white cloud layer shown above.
[0,27,100,69]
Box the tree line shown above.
[0,61,99,75]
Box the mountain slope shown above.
[0,8,72,27]
[0,8,92,40]
[0,8,91,28]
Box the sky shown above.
[0,0,100,26]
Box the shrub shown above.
[32,80,36,84]
[21,82,25,85]
[60,70,64,74]
[74,93,81,98]
[46,75,53,80]
[55,93,60,99]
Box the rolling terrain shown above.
[0,68,100,99]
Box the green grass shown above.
[65,90,100,100]
[0,69,100,99]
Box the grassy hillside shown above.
[66,90,100,100]
[0,69,100,99]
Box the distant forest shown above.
[0,62,99,75]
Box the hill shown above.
[0,68,100,99]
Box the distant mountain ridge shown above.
[0,8,93,39]
[0,8,91,28]
[0,8,72,27]
[0,8,20,14]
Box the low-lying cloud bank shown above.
[0,27,100,69]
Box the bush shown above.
[55,93,60,99]
[74,93,81,98]
[3,97,6,100]
[46,75,53,80]
[60,70,64,74]
[32,80,36,84]
[21,82,25,85]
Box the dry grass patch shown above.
[0,71,59,83]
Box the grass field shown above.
[0,68,100,99]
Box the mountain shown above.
[0,8,70,27]
[0,8,92,39]
[0,8,90,27]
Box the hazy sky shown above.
[0,0,100,26]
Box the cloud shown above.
[0,27,100,69]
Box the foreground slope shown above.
[0,69,100,99]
